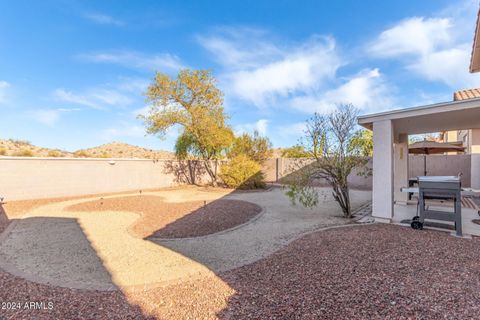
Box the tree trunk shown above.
[331,181,351,218]
[204,160,218,186]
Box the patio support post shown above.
[394,133,409,204]
[372,120,394,222]
[472,154,480,189]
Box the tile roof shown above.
[453,88,480,101]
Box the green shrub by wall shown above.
[220,154,266,189]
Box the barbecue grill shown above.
[411,176,462,236]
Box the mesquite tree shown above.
[140,69,234,185]
[286,104,368,218]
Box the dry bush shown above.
[12,149,34,157]
[8,139,31,147]
[74,150,90,158]
[220,155,266,189]
[0,147,6,156]
[47,150,63,157]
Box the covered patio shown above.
[358,98,480,236]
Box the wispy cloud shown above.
[369,17,452,57]
[234,119,269,136]
[84,12,125,26]
[116,77,150,93]
[0,80,10,104]
[199,29,343,108]
[79,50,184,72]
[290,69,395,113]
[368,2,480,88]
[53,88,133,109]
[28,108,80,126]
[198,27,397,114]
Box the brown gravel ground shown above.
[218,224,480,319]
[66,196,262,239]
[0,269,151,320]
[2,223,480,319]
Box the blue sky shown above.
[1,0,479,151]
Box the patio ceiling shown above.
[358,98,480,135]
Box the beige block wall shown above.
[0,157,213,201]
[1,155,474,201]
[408,154,471,186]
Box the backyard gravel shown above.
[0,268,150,320]
[218,224,480,319]
[67,196,262,239]
[1,224,480,319]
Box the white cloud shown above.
[116,77,150,93]
[79,51,184,72]
[408,46,473,87]
[290,69,394,113]
[234,119,269,136]
[84,12,124,26]
[198,27,282,69]
[369,17,452,57]
[199,29,343,108]
[0,80,10,103]
[28,108,80,126]
[53,88,133,109]
[369,6,480,88]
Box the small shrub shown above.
[8,139,31,147]
[74,150,90,158]
[220,155,266,189]
[281,145,310,158]
[0,147,6,155]
[98,151,111,158]
[47,150,63,157]
[13,149,34,157]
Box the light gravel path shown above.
[0,186,371,291]
[151,187,371,272]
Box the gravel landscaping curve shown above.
[152,187,371,272]
[67,196,262,239]
[0,186,371,291]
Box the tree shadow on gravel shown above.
[0,204,153,320]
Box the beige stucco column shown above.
[472,154,480,189]
[394,133,409,204]
[372,120,394,222]
[469,129,480,189]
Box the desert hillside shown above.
[77,142,174,159]
[0,139,173,159]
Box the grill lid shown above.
[417,176,460,183]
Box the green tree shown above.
[286,104,368,218]
[349,129,373,157]
[228,130,272,163]
[140,69,234,184]
[301,112,328,158]
[280,145,310,158]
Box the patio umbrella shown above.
[408,140,465,176]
